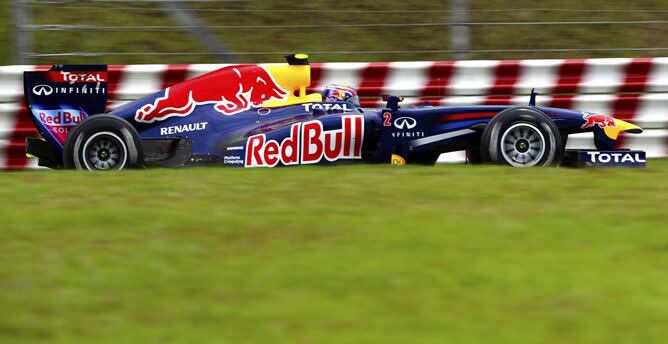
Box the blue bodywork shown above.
[24,63,625,168]
[108,94,611,166]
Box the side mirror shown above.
[383,95,404,111]
[529,88,539,106]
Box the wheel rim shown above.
[81,132,128,170]
[500,123,546,167]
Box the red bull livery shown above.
[245,115,364,167]
[581,113,617,129]
[23,54,647,170]
[135,64,288,123]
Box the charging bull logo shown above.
[581,112,616,129]
[135,65,288,123]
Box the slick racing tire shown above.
[480,107,563,167]
[63,114,143,170]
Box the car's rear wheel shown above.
[63,114,143,170]
[480,107,563,167]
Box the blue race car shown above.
[24,54,646,170]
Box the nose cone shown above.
[604,118,643,140]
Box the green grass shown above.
[0,2,10,66]
[1,161,667,343]
[3,1,668,64]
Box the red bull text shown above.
[33,109,87,144]
[245,115,364,167]
[135,65,288,123]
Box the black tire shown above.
[480,107,563,167]
[63,114,143,170]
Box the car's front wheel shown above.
[480,107,563,167]
[63,114,143,170]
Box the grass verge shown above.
[3,1,668,64]
[1,161,667,342]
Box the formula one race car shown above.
[24,54,646,170]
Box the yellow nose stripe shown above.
[604,118,643,140]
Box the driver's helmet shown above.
[322,82,360,106]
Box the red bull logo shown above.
[135,65,288,123]
[245,115,364,167]
[38,109,85,127]
[33,109,87,144]
[581,112,616,129]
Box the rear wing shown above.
[24,65,108,150]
